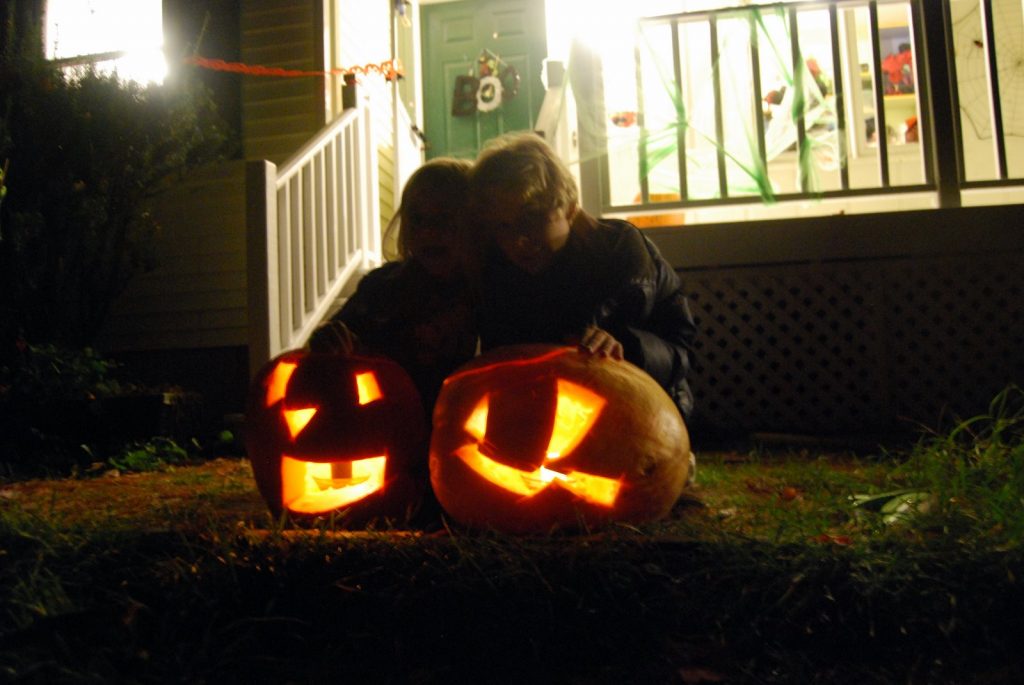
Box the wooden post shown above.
[342,73,358,110]
[246,160,280,378]
[917,0,961,208]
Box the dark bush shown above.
[0,55,227,349]
[0,342,149,475]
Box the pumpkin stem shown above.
[308,320,357,355]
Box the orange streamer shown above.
[183,55,403,80]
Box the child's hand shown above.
[578,326,623,360]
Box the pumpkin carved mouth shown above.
[455,445,621,506]
[281,455,387,514]
[455,379,622,507]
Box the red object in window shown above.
[882,49,914,94]
[610,111,637,127]
[905,116,918,142]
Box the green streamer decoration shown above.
[560,6,844,208]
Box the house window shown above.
[549,0,934,214]
[45,0,166,84]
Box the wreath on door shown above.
[451,49,520,116]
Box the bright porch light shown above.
[45,0,166,84]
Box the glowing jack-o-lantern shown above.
[246,350,427,524]
[429,344,691,533]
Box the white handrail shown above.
[247,104,381,377]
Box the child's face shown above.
[480,192,571,274]
[406,198,461,280]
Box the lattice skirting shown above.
[682,253,1024,438]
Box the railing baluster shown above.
[290,174,303,332]
[980,0,1008,179]
[301,167,315,315]
[636,30,650,205]
[362,115,378,261]
[868,1,890,188]
[671,20,689,202]
[277,182,291,351]
[828,3,849,190]
[788,5,810,193]
[314,150,326,299]
[367,114,380,260]
[351,121,366,268]
[345,125,357,264]
[337,133,349,269]
[325,140,337,282]
[927,0,964,201]
[709,14,728,198]
[749,12,768,179]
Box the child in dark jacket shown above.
[309,157,477,417]
[468,132,697,420]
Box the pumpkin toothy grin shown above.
[281,455,387,514]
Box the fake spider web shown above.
[953,0,1024,138]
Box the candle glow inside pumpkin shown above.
[265,362,391,515]
[456,378,621,506]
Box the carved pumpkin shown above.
[246,350,427,524]
[429,344,691,533]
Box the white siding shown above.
[241,0,327,164]
[96,161,249,351]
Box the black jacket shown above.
[478,218,697,418]
[313,260,477,415]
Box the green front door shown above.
[421,0,547,160]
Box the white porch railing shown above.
[246,104,381,377]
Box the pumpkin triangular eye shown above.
[266,361,298,407]
[284,407,318,438]
[545,380,605,461]
[356,372,382,405]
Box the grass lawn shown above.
[2,411,1023,683]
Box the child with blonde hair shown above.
[310,157,477,415]
[469,132,697,420]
